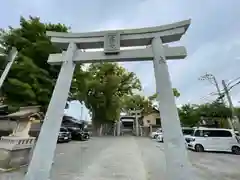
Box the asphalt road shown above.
[137,138,240,180]
[1,137,240,180]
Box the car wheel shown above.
[195,144,204,152]
[232,146,240,155]
[153,135,158,139]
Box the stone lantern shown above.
[0,106,41,171]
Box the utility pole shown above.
[199,73,234,129]
[199,73,223,103]
[222,80,240,133]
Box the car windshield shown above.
[60,128,68,132]
[182,129,194,135]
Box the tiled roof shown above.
[7,106,41,119]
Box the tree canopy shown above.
[178,104,199,127]
[71,62,141,127]
[0,16,69,111]
[121,94,153,114]
[178,101,232,127]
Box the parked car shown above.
[156,133,164,142]
[235,131,239,136]
[186,127,240,155]
[82,128,90,139]
[67,127,89,141]
[151,128,162,139]
[156,127,195,143]
[57,127,71,143]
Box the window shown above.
[218,130,232,137]
[60,128,68,132]
[156,118,161,125]
[193,130,201,137]
[182,129,194,135]
[202,130,232,137]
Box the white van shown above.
[186,127,240,154]
[151,128,162,139]
[156,127,195,143]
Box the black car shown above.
[57,127,71,143]
[67,127,89,141]
[82,129,90,140]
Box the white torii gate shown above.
[24,19,192,180]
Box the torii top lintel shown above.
[46,19,191,50]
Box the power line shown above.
[215,80,240,102]
[227,76,240,87]
[227,80,240,92]
[199,91,220,103]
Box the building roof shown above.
[7,106,41,120]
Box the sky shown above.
[64,100,90,121]
[1,0,240,119]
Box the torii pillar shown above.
[24,19,192,180]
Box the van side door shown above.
[211,130,231,151]
[202,130,218,150]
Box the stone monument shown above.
[0,106,41,171]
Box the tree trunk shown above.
[92,120,103,136]
[99,124,103,136]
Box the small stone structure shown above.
[0,106,42,171]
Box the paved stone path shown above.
[75,137,147,180]
[1,137,240,180]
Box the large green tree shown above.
[178,101,232,127]
[196,101,232,119]
[72,62,141,131]
[121,94,153,114]
[178,104,199,127]
[0,16,69,111]
[120,88,180,116]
